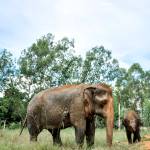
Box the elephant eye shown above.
[94,95,108,107]
[100,99,107,106]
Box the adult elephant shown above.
[20,84,114,147]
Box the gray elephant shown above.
[20,84,114,147]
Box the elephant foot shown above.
[86,144,94,150]
[128,141,132,144]
[53,143,62,146]
[75,127,85,148]
[86,137,94,148]
[76,144,84,150]
[30,135,37,142]
[53,140,62,146]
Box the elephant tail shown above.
[19,115,27,136]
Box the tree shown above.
[0,49,27,125]
[143,71,150,102]
[115,63,146,121]
[0,83,26,124]
[80,46,120,84]
[19,33,82,100]
[0,49,14,92]
[143,100,150,126]
[142,71,150,126]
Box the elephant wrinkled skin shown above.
[20,83,114,147]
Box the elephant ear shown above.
[83,87,95,118]
[83,87,109,117]
[122,118,128,127]
[137,118,143,126]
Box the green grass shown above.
[0,128,148,150]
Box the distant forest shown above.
[0,33,150,128]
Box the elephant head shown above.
[122,111,143,132]
[123,118,136,132]
[83,84,114,146]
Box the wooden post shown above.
[118,95,121,130]
[3,120,6,130]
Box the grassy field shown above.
[0,128,148,150]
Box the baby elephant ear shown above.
[122,119,126,126]
[122,119,128,126]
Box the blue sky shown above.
[0,0,150,70]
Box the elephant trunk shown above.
[106,98,114,147]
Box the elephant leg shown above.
[27,116,42,142]
[85,117,95,147]
[74,119,86,147]
[133,132,137,143]
[30,135,37,141]
[28,124,41,142]
[133,130,141,143]
[48,129,62,145]
[137,132,141,142]
[126,129,132,144]
[75,127,85,147]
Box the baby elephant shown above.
[122,110,142,144]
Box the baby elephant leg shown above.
[126,129,132,144]
[133,130,141,143]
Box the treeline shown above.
[0,33,150,128]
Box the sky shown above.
[0,0,150,70]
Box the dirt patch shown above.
[117,135,150,150]
[142,141,150,150]
[142,135,150,150]
[143,135,150,140]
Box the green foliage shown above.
[0,33,150,127]
[0,84,26,124]
[8,122,20,129]
[143,100,150,126]
[95,116,105,128]
[0,49,14,91]
[113,94,125,128]
[116,63,146,112]
[81,46,120,83]
[19,34,82,99]
[113,95,119,128]
[115,63,150,127]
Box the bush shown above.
[95,116,105,128]
[143,100,150,127]
[8,122,21,129]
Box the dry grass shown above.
[0,128,148,150]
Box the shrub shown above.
[8,122,21,129]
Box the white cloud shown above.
[0,0,150,70]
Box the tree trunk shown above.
[118,95,121,130]
[3,120,6,130]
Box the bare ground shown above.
[142,135,150,150]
